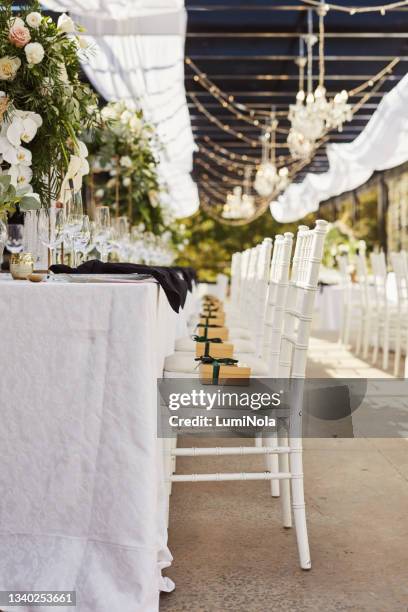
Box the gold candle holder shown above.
[10,253,34,280]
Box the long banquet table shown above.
[0,274,193,611]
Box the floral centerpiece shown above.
[88,100,166,231]
[0,0,98,217]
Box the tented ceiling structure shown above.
[185,1,408,222]
[42,0,199,218]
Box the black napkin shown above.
[49,260,188,313]
[172,266,197,292]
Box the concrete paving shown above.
[161,334,408,612]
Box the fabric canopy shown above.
[270,72,408,223]
[42,0,199,218]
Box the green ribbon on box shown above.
[192,335,223,357]
[195,355,239,384]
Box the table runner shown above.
[0,279,175,611]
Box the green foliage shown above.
[86,101,166,232]
[175,207,310,281]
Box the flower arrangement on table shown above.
[87,100,188,262]
[0,0,99,217]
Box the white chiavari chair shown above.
[165,220,328,570]
[353,242,371,358]
[390,251,408,376]
[337,253,353,346]
[370,251,393,369]
[164,239,273,376]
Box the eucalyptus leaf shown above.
[19,196,41,211]
[0,175,12,190]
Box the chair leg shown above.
[264,433,280,497]
[344,308,351,347]
[363,315,372,360]
[278,430,292,527]
[290,444,311,570]
[382,318,390,371]
[355,316,362,355]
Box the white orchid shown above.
[0,137,32,166]
[57,13,75,34]
[7,116,39,146]
[15,110,42,128]
[59,139,90,198]
[9,164,33,193]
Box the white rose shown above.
[77,36,89,50]
[120,156,132,168]
[0,56,21,81]
[101,106,118,122]
[123,177,131,187]
[57,13,75,34]
[120,110,133,124]
[9,17,25,28]
[26,12,42,29]
[25,42,44,65]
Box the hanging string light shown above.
[254,112,289,198]
[300,0,408,14]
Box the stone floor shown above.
[161,333,408,612]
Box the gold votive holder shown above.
[10,253,34,280]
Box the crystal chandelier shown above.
[222,167,255,220]
[288,4,352,160]
[254,115,289,198]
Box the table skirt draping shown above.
[0,278,182,612]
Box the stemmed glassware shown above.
[6,224,24,254]
[94,206,111,262]
[63,189,86,267]
[38,208,65,266]
[72,215,91,264]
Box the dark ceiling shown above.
[185,0,408,205]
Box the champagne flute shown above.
[95,206,111,262]
[64,189,84,267]
[73,215,91,264]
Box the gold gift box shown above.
[199,314,225,326]
[196,325,229,340]
[199,363,251,385]
[195,342,234,359]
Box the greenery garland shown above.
[0,0,98,215]
[86,101,189,259]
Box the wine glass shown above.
[38,208,65,266]
[6,224,24,254]
[64,189,84,267]
[94,206,111,262]
[72,215,91,264]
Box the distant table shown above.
[0,275,187,611]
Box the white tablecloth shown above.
[0,276,185,612]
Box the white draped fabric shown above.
[271,72,408,223]
[42,1,199,218]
